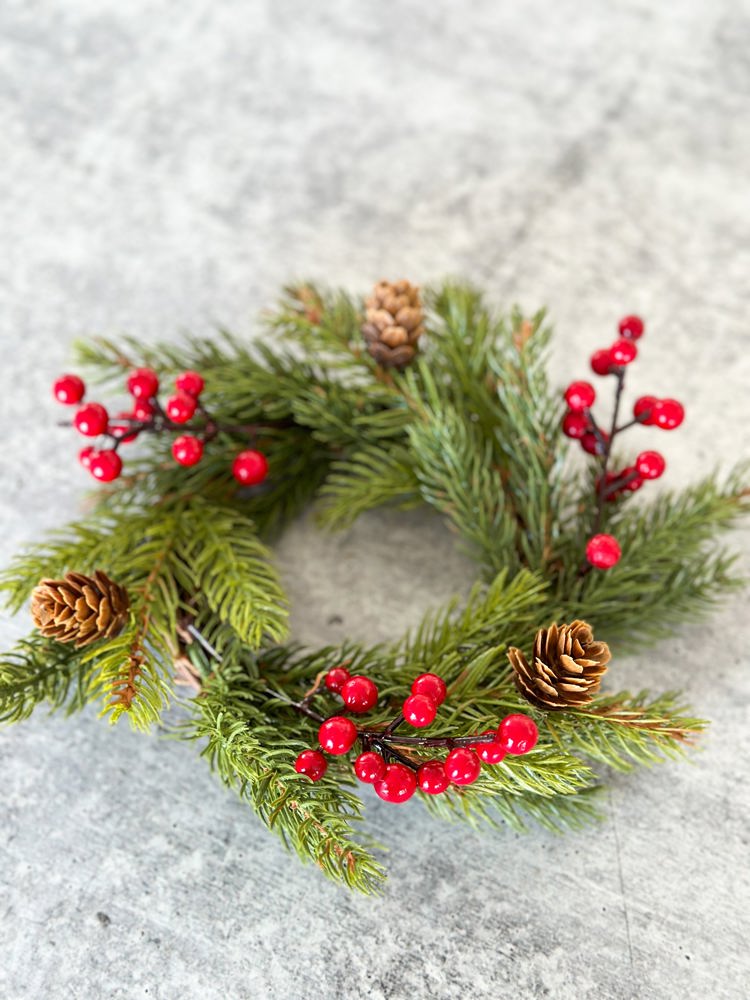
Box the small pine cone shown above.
[361,279,424,368]
[31,571,130,648]
[507,620,611,710]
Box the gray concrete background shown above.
[1,2,749,998]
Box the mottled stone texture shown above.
[1,1,749,998]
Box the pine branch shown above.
[177,500,288,646]
[404,378,520,575]
[318,444,421,529]
[0,636,90,723]
[190,668,387,894]
[545,691,707,770]
[572,465,750,643]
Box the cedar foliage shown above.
[1,281,747,891]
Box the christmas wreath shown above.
[1,281,747,893]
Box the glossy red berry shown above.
[473,730,507,764]
[411,672,447,706]
[564,381,596,411]
[586,533,622,569]
[318,716,358,755]
[53,374,85,405]
[171,434,204,467]
[403,693,437,728]
[581,431,607,455]
[78,446,96,469]
[88,449,122,482]
[498,714,539,755]
[325,666,351,693]
[374,763,417,803]
[73,402,109,437]
[341,675,378,714]
[109,412,139,444]
[232,449,269,486]
[590,349,614,376]
[417,760,450,795]
[445,747,482,785]
[596,470,621,501]
[653,398,684,430]
[636,450,666,480]
[562,411,590,439]
[622,467,643,491]
[175,370,205,397]
[610,339,637,365]
[165,392,197,424]
[132,398,155,420]
[295,749,327,781]
[618,315,644,340]
[633,396,658,425]
[127,368,159,399]
[354,751,387,783]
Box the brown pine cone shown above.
[507,620,611,710]
[361,279,424,368]
[31,570,130,647]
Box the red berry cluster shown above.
[560,316,685,571]
[52,370,269,487]
[294,667,539,804]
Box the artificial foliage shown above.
[1,281,748,894]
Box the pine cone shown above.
[507,620,611,710]
[31,571,130,647]
[361,279,424,368]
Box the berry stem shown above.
[592,367,626,535]
[602,467,640,498]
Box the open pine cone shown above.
[31,570,130,647]
[361,279,424,368]
[507,620,611,710]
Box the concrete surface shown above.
[1,1,749,998]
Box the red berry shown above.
[564,381,596,411]
[325,666,351,693]
[133,399,155,420]
[403,693,437,728]
[232,449,269,486]
[88,449,122,482]
[609,339,637,365]
[498,714,539,755]
[354,751,387,783]
[562,411,590,439]
[175,370,205,397]
[53,374,85,405]
[417,760,450,795]
[445,747,482,786]
[127,368,159,399]
[634,396,658,425]
[590,349,614,376]
[374,763,417,803]
[636,450,666,480]
[596,470,621,501]
[341,675,378,714]
[171,434,204,467]
[472,730,507,765]
[318,716,358,755]
[586,533,622,569]
[165,392,197,424]
[653,398,684,430]
[411,672,447,706]
[78,446,96,469]
[109,411,139,444]
[619,466,643,492]
[73,402,109,437]
[295,749,327,781]
[618,315,645,340]
[581,431,607,455]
